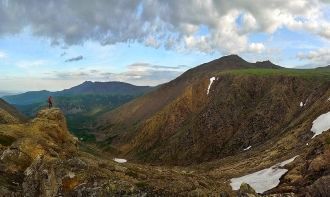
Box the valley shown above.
[3,81,153,142]
[0,55,329,196]
[2,1,330,196]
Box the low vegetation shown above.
[221,67,330,81]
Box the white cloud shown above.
[297,48,330,66]
[248,43,265,53]
[183,35,212,52]
[43,62,187,87]
[0,0,329,54]
[239,12,258,34]
[144,36,160,48]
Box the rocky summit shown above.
[0,56,330,196]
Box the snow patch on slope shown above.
[311,111,330,138]
[230,156,298,193]
[207,77,216,95]
[113,158,127,163]
[243,146,252,151]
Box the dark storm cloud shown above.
[65,56,83,62]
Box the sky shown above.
[0,0,330,92]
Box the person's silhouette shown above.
[48,96,53,109]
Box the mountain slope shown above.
[1,108,328,196]
[0,56,329,195]
[2,90,51,105]
[96,55,330,166]
[0,98,27,123]
[0,108,244,196]
[125,75,329,164]
[98,55,281,125]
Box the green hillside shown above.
[221,67,330,80]
[14,94,141,141]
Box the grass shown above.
[326,136,330,145]
[135,181,148,189]
[0,134,16,146]
[125,170,139,179]
[219,68,330,81]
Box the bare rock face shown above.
[22,155,60,197]
[306,175,330,196]
[264,133,330,196]
[1,108,78,167]
[0,108,79,195]
[33,108,78,149]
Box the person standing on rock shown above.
[48,96,53,109]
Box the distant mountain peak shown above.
[255,60,281,69]
[256,60,272,64]
[82,81,94,85]
[217,54,246,63]
[316,65,330,69]
[62,80,152,95]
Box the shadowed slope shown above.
[0,98,27,123]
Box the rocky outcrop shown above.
[306,175,330,196]
[266,133,330,195]
[0,108,78,195]
[238,183,259,197]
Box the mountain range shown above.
[94,55,330,194]
[0,55,329,196]
[3,81,152,105]
[2,81,153,141]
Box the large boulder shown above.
[238,183,259,197]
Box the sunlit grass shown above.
[220,68,330,81]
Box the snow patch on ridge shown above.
[300,99,308,107]
[230,156,298,193]
[243,146,252,151]
[207,77,216,95]
[113,158,127,163]
[311,111,330,138]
